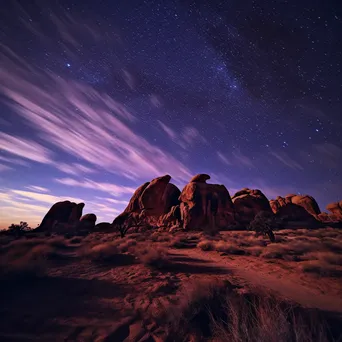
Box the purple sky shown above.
[0,0,341,228]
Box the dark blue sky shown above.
[0,0,341,228]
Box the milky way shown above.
[0,0,341,227]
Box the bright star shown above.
[66,63,71,68]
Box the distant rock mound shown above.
[94,222,113,232]
[232,188,272,224]
[179,174,236,231]
[37,201,84,232]
[79,213,97,230]
[326,200,342,221]
[270,194,321,227]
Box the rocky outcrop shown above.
[271,195,321,217]
[179,174,236,231]
[94,222,113,232]
[270,194,322,226]
[232,188,272,224]
[189,174,210,183]
[79,213,97,230]
[37,201,84,231]
[112,175,181,231]
[326,201,342,221]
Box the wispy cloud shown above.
[0,164,13,172]
[269,150,303,170]
[0,54,191,181]
[55,178,136,196]
[0,133,53,164]
[182,126,207,146]
[216,152,232,166]
[157,120,177,140]
[157,121,206,150]
[25,186,50,193]
[313,143,342,167]
[95,196,129,205]
[56,163,96,176]
[216,150,255,168]
[0,155,29,166]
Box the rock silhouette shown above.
[37,201,84,232]
[35,174,341,233]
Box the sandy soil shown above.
[1,229,342,341]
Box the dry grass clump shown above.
[117,238,137,252]
[215,240,245,255]
[302,261,342,278]
[136,247,170,269]
[197,239,215,251]
[0,237,67,280]
[80,241,120,262]
[159,279,340,342]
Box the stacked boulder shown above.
[112,175,181,231]
[232,188,272,225]
[179,174,236,231]
[36,201,85,232]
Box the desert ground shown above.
[1,227,342,342]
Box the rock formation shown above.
[79,213,97,230]
[37,201,84,231]
[232,188,272,224]
[179,174,236,231]
[270,194,321,227]
[326,201,342,221]
[112,175,181,232]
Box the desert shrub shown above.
[302,261,342,278]
[0,240,64,280]
[245,246,264,256]
[197,239,215,251]
[214,241,245,255]
[137,247,170,269]
[118,238,137,252]
[160,280,339,342]
[7,221,31,236]
[81,242,120,262]
[249,211,278,242]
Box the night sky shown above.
[0,0,341,228]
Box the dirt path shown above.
[169,248,342,314]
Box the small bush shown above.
[302,261,342,278]
[197,240,215,251]
[138,248,170,269]
[81,242,120,262]
[215,241,245,255]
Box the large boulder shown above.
[112,175,181,229]
[285,194,321,217]
[326,201,342,221]
[271,194,321,220]
[232,188,272,225]
[179,174,236,231]
[37,201,84,231]
[94,222,113,232]
[79,213,97,230]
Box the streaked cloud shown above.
[0,133,53,164]
[25,186,50,193]
[269,150,303,170]
[0,52,191,181]
[56,163,96,176]
[55,178,136,196]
